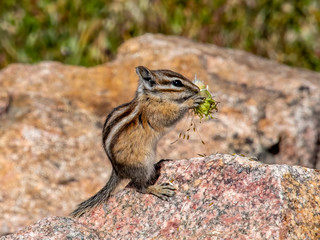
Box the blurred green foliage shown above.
[0,0,319,70]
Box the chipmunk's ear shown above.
[135,66,156,88]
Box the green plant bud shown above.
[193,76,218,119]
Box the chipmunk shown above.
[70,66,204,217]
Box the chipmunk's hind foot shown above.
[147,183,176,200]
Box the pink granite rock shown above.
[0,90,10,116]
[1,216,101,240]
[2,154,320,239]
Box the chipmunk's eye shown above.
[172,80,183,87]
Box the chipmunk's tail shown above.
[70,169,120,218]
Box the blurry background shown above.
[0,0,319,71]
[1,1,320,236]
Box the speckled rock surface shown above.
[1,216,101,240]
[2,154,320,240]
[0,34,320,235]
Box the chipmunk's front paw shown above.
[183,95,205,109]
[193,95,206,108]
[147,183,176,200]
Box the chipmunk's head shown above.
[135,66,199,101]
